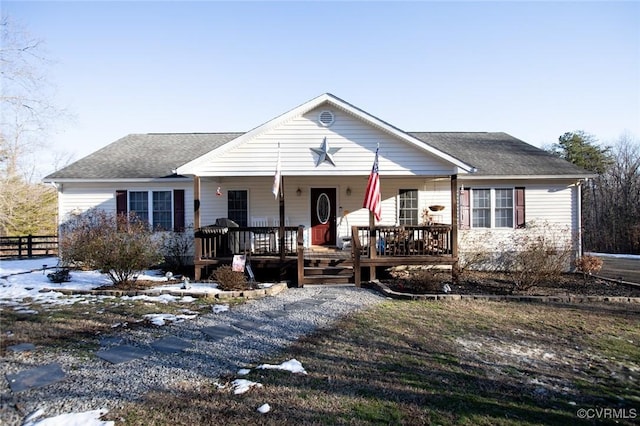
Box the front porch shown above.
[193,224,458,286]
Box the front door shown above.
[310,188,336,246]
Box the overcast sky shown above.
[5,1,639,178]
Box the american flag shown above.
[363,147,381,221]
[272,142,281,199]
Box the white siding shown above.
[59,176,582,266]
[189,105,455,177]
[458,179,580,270]
[460,179,577,227]
[56,181,194,227]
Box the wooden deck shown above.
[194,225,458,286]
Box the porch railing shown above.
[195,225,300,259]
[195,224,453,260]
[352,224,453,258]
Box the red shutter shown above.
[515,187,525,228]
[116,190,127,216]
[173,189,185,232]
[459,188,470,229]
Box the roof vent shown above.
[318,110,335,127]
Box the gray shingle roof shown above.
[409,132,589,177]
[45,133,243,179]
[45,131,589,181]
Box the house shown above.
[44,93,592,286]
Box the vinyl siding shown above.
[56,176,581,265]
[190,105,455,177]
[56,182,194,228]
[457,179,580,270]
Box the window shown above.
[460,187,525,230]
[495,189,514,228]
[228,190,248,226]
[129,191,149,222]
[116,189,184,231]
[472,189,491,228]
[399,189,419,225]
[152,191,173,230]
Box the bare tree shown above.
[593,134,640,253]
[549,131,640,254]
[0,14,65,236]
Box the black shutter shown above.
[173,189,185,232]
[116,190,127,216]
[515,187,526,228]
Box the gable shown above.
[177,103,460,177]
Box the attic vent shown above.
[318,110,335,127]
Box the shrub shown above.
[211,265,249,291]
[160,224,194,275]
[59,209,163,286]
[574,255,603,283]
[502,221,575,292]
[407,268,441,293]
[458,229,495,274]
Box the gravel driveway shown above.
[0,285,385,425]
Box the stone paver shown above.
[201,325,243,341]
[232,319,266,331]
[6,363,66,392]
[263,309,288,319]
[151,336,193,353]
[284,298,325,310]
[96,345,152,364]
[7,343,36,353]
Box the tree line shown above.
[549,131,640,254]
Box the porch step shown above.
[304,266,353,276]
[302,265,354,285]
[302,274,353,285]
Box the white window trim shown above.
[128,189,174,231]
[397,188,420,226]
[470,187,515,229]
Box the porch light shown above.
[346,187,352,196]
[296,187,302,196]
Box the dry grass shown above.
[105,299,640,425]
[0,298,213,354]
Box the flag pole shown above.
[279,177,286,261]
[363,143,381,280]
[275,142,286,265]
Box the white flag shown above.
[272,142,281,199]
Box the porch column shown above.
[279,176,286,283]
[450,174,459,283]
[193,176,202,280]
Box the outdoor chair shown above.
[273,217,294,252]
[251,217,273,253]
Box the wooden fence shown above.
[0,235,58,259]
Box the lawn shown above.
[106,299,639,425]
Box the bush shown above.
[502,221,575,292]
[160,224,194,275]
[59,209,163,286]
[574,255,603,283]
[211,265,250,291]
